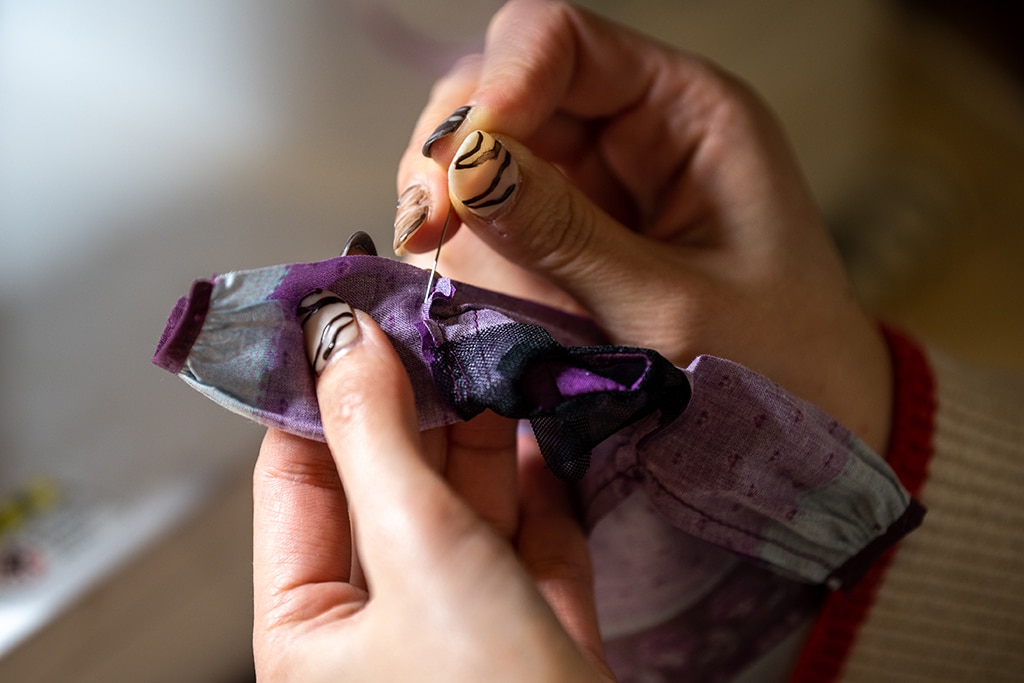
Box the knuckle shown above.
[527,187,597,280]
[431,54,483,99]
[317,361,384,428]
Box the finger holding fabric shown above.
[393,46,588,315]
[393,55,480,256]
[395,0,892,454]
[395,0,665,247]
[442,124,891,454]
[253,296,613,682]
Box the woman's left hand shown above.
[252,307,613,682]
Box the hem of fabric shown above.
[824,498,925,590]
[152,279,214,374]
[786,325,936,683]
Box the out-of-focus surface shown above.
[1,1,1022,681]
[863,7,1024,368]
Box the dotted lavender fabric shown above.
[153,254,924,681]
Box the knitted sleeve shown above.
[790,328,1024,682]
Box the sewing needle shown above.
[423,205,453,303]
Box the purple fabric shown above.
[154,253,924,682]
[153,254,917,582]
[588,491,825,682]
[154,256,688,480]
[154,256,607,436]
[580,355,920,584]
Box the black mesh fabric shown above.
[426,320,691,481]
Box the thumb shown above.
[297,290,467,591]
[447,130,655,326]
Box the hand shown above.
[252,304,613,682]
[393,0,892,454]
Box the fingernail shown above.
[297,290,360,375]
[449,131,520,219]
[422,105,472,158]
[393,184,430,255]
[341,230,378,257]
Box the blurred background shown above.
[1,0,1022,681]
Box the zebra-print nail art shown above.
[297,290,360,375]
[450,131,519,219]
[422,105,472,157]
[393,184,430,254]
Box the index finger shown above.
[253,429,358,628]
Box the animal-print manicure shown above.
[421,105,471,157]
[297,290,360,375]
[449,131,520,219]
[393,184,430,254]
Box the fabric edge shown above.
[152,279,214,374]
[786,325,936,683]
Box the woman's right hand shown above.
[394,0,893,454]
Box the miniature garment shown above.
[153,255,922,588]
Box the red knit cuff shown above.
[787,325,936,683]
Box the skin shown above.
[254,0,895,679]
[398,0,892,455]
[254,312,614,682]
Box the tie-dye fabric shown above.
[153,255,690,481]
[153,254,924,680]
[154,255,921,585]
